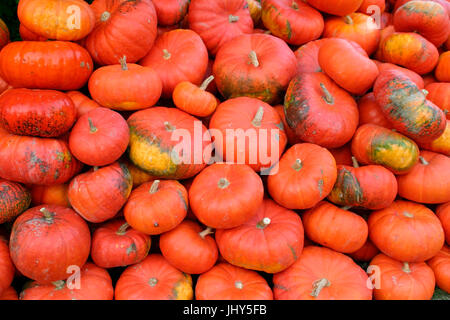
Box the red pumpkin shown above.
[0,238,14,297]
[329,143,353,166]
[30,183,70,208]
[66,91,100,119]
[435,51,450,82]
[67,162,133,223]
[306,0,364,16]
[0,75,9,96]
[426,82,450,119]
[152,0,190,26]
[0,18,10,50]
[91,219,151,268]
[397,151,450,204]
[159,220,218,274]
[69,108,129,166]
[0,286,18,300]
[274,104,300,145]
[124,180,188,235]
[213,33,297,104]
[368,253,435,300]
[19,263,114,300]
[18,0,96,41]
[0,127,82,186]
[122,158,157,189]
[267,143,337,210]
[19,23,47,41]
[188,0,253,55]
[349,238,380,262]
[0,88,76,137]
[358,93,393,129]
[437,202,450,244]
[195,262,273,300]
[115,254,193,300]
[368,200,445,262]
[209,97,288,172]
[261,0,324,46]
[427,245,450,293]
[273,246,372,300]
[216,198,304,273]
[89,57,162,111]
[85,0,157,65]
[0,41,93,90]
[375,61,425,89]
[0,179,31,224]
[284,72,359,149]
[9,205,91,284]
[294,39,327,74]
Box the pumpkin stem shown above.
[351,156,360,168]
[251,107,264,128]
[292,159,303,171]
[164,121,176,132]
[88,118,97,133]
[234,281,244,290]
[344,15,353,24]
[311,278,331,298]
[320,83,334,105]
[149,180,160,194]
[403,211,414,218]
[256,217,271,229]
[402,262,411,274]
[419,156,429,166]
[229,14,240,23]
[40,207,54,222]
[52,280,66,290]
[422,89,429,97]
[116,222,130,235]
[148,277,158,287]
[217,178,230,189]
[199,75,215,91]
[292,1,299,10]
[163,49,171,60]
[340,205,353,211]
[199,227,214,239]
[248,51,260,68]
[119,56,128,71]
[100,11,111,22]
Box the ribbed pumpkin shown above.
[436,202,450,244]
[66,91,100,119]
[427,245,450,294]
[348,238,380,262]
[0,179,31,224]
[0,237,14,297]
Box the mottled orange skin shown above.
[122,158,156,188]
[375,62,425,89]
[152,0,190,26]
[0,179,31,224]
[427,245,450,294]
[435,51,450,82]
[418,120,450,156]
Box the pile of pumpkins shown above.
[0,0,449,300]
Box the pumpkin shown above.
[122,158,156,189]
[375,61,425,89]
[19,263,114,300]
[394,0,450,13]
[302,202,368,253]
[274,104,300,145]
[0,75,9,97]
[213,33,297,104]
[247,0,262,24]
[323,13,381,56]
[294,39,327,74]
[0,88,76,138]
[216,198,304,273]
[68,162,132,223]
[397,151,450,204]
[209,97,288,172]
[332,156,397,209]
[319,38,379,95]
[0,179,31,224]
[273,246,372,300]
[19,23,47,41]
[0,286,18,301]
[0,127,82,186]
[0,41,93,90]
[18,0,95,41]
[115,254,193,300]
[261,0,324,46]
[0,18,10,50]
[426,82,450,119]
[127,107,211,180]
[30,183,70,208]
[358,93,393,129]
[436,202,450,244]
[85,0,157,66]
[189,163,264,229]
[351,124,419,175]
[393,0,450,47]
[0,238,14,297]
[124,180,188,235]
[195,262,273,300]
[188,0,253,55]
[349,239,380,262]
[423,74,437,87]
[374,69,446,143]
[418,120,450,156]
[89,57,162,111]
[159,220,218,274]
[284,72,359,149]
[172,76,219,118]
[379,32,439,75]
[9,205,91,284]
[152,0,190,26]
[358,0,386,13]
[306,0,363,16]
[267,143,337,210]
[368,253,435,300]
[368,200,445,262]
[140,29,209,99]
[91,219,151,269]
[374,24,395,61]
[66,91,100,119]
[329,143,353,166]
[435,51,450,82]
[69,108,130,166]
[427,245,450,293]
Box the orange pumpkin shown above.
[436,202,450,244]
[418,120,450,156]
[435,51,450,82]
[30,183,70,208]
[427,245,450,294]
[426,82,450,119]
[306,0,364,16]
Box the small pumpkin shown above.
[66,91,100,120]
[152,0,190,26]
[435,51,450,82]
[0,238,14,297]
[0,179,31,224]
[436,202,450,244]
[427,245,450,294]
[348,239,380,262]
[30,183,70,208]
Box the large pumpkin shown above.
[66,91,100,119]
[18,0,96,41]
[427,245,450,294]
[267,143,337,210]
[9,205,91,284]
[152,0,190,26]
[0,237,14,297]
[216,198,304,273]
[0,179,31,224]
[85,0,157,65]
[273,246,372,300]
[189,163,264,229]
[437,202,450,244]
[115,254,193,300]
[306,0,363,16]
[195,263,273,300]
[0,88,76,138]
[0,41,93,90]
[213,33,297,104]
[284,72,359,149]
[368,200,445,262]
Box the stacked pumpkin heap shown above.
[0,0,449,301]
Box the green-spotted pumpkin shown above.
[0,179,31,224]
